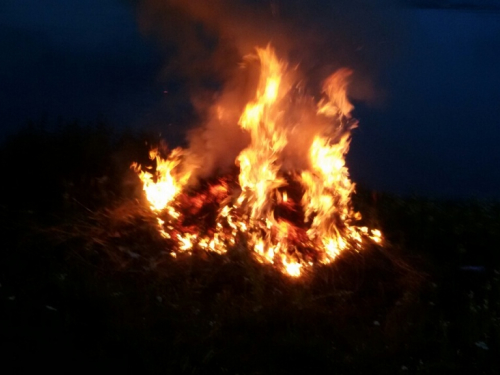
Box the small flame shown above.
[132,148,193,211]
[283,258,302,277]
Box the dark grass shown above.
[1,121,499,374]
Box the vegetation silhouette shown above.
[0,118,499,374]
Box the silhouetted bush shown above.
[0,118,159,212]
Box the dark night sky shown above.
[1,0,500,199]
[0,0,164,131]
[350,6,500,199]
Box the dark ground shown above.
[0,121,499,374]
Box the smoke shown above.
[136,0,406,179]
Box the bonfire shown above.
[132,45,382,277]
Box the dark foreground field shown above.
[1,122,499,374]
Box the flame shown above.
[133,45,382,277]
[132,147,192,211]
[236,45,288,220]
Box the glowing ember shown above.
[132,45,383,277]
